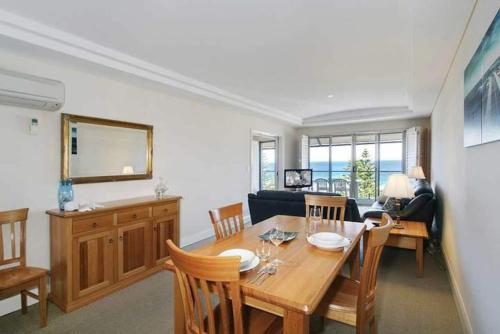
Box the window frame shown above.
[308,131,406,201]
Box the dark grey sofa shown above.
[248,190,362,225]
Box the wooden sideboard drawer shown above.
[117,207,150,224]
[153,202,177,217]
[73,214,114,234]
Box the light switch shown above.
[30,118,40,135]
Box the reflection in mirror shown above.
[69,122,148,177]
[62,114,153,183]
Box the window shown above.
[309,132,404,204]
[259,141,277,190]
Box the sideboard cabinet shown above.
[46,196,181,312]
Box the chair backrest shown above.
[332,179,348,194]
[208,203,244,241]
[0,208,28,269]
[304,194,347,223]
[315,178,329,191]
[357,213,393,320]
[166,240,243,334]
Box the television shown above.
[284,169,313,189]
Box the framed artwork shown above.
[464,9,500,147]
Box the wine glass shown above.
[270,224,285,266]
[256,240,271,262]
[306,219,318,240]
[310,206,322,225]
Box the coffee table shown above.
[364,218,429,277]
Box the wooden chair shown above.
[166,240,282,334]
[314,178,329,192]
[208,203,244,241]
[305,194,347,223]
[315,213,394,334]
[0,208,48,327]
[332,178,349,197]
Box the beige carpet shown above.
[0,244,463,334]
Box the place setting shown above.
[305,209,351,252]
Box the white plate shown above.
[311,232,344,245]
[239,256,260,272]
[218,249,255,268]
[307,235,350,251]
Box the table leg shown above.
[349,241,360,280]
[284,309,309,333]
[416,238,424,277]
[173,277,186,334]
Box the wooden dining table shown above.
[164,215,366,334]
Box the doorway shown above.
[251,132,279,193]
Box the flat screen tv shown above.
[284,169,313,189]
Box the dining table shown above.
[164,215,366,334]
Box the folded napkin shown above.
[258,228,298,242]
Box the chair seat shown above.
[206,304,282,334]
[245,306,282,334]
[0,266,47,291]
[316,275,359,326]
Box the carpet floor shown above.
[0,244,463,334]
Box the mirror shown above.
[61,114,153,184]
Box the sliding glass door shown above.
[330,136,352,196]
[354,135,377,204]
[259,141,277,190]
[379,133,404,194]
[310,137,330,192]
[309,132,404,204]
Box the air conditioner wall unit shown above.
[0,68,65,111]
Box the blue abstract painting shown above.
[464,9,500,147]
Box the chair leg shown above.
[356,316,365,334]
[369,318,377,334]
[38,276,47,328]
[21,291,28,314]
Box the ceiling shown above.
[0,0,476,126]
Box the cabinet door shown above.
[152,215,177,265]
[73,231,114,299]
[117,221,148,280]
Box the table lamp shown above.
[122,166,135,175]
[408,166,426,180]
[383,173,414,228]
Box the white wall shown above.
[431,1,499,333]
[0,44,297,315]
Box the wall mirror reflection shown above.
[61,114,153,184]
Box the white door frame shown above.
[250,129,281,192]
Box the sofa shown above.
[362,180,436,231]
[248,190,362,225]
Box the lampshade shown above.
[122,166,135,175]
[383,174,414,199]
[408,166,426,179]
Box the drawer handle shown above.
[132,214,138,219]
[109,239,114,244]
[119,236,123,241]
[163,208,169,212]
[92,223,97,228]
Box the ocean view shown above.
[310,160,403,187]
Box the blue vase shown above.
[57,180,66,210]
[57,179,75,210]
[66,179,74,202]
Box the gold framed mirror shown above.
[61,114,153,184]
